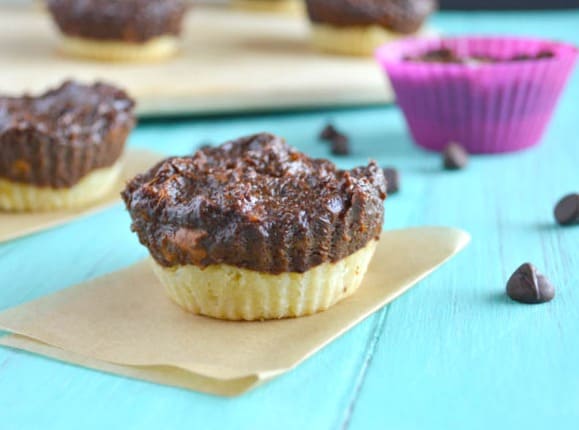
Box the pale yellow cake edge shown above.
[152,240,378,321]
[231,0,303,14]
[310,23,425,56]
[59,35,179,63]
[0,161,122,212]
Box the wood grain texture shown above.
[0,10,578,430]
[0,5,391,116]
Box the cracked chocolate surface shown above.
[123,133,387,274]
[0,81,135,188]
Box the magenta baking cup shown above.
[375,37,578,153]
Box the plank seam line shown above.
[340,305,391,430]
[0,356,10,371]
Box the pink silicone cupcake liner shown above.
[375,37,578,153]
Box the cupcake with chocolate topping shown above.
[305,0,437,56]
[0,81,135,211]
[122,133,387,321]
[45,0,187,62]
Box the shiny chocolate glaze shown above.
[305,0,437,33]
[0,81,135,188]
[46,0,187,43]
[123,133,387,274]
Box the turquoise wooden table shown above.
[1,10,578,430]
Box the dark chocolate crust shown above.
[0,81,135,188]
[46,0,187,43]
[123,133,387,274]
[305,0,437,33]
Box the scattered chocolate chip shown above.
[318,122,350,155]
[319,122,340,141]
[331,134,350,156]
[554,193,579,226]
[506,263,555,304]
[382,167,400,194]
[443,142,469,170]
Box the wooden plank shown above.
[0,6,392,116]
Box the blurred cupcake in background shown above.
[304,0,437,56]
[0,80,135,211]
[46,0,187,62]
[376,37,578,153]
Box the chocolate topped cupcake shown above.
[123,133,387,320]
[0,81,135,211]
[46,0,187,62]
[305,0,437,56]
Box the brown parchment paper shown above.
[0,227,470,396]
[0,148,163,244]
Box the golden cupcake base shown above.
[0,161,122,212]
[152,240,378,321]
[59,35,179,63]
[311,23,425,56]
[231,0,303,15]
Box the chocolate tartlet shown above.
[0,81,135,211]
[305,0,437,56]
[45,0,187,62]
[123,133,387,320]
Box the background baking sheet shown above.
[0,4,394,117]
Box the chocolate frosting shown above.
[0,81,135,188]
[46,0,187,43]
[305,0,437,33]
[123,133,387,274]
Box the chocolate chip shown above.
[506,263,555,304]
[554,193,579,226]
[318,122,350,155]
[443,142,469,170]
[319,123,339,141]
[382,167,399,194]
[331,134,350,156]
